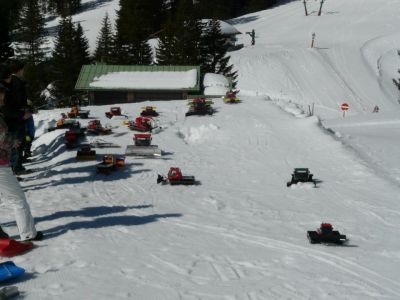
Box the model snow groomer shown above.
[125,133,161,157]
[64,130,78,149]
[157,167,197,185]
[128,116,158,132]
[76,144,96,160]
[287,168,317,187]
[185,97,214,116]
[86,120,112,135]
[223,90,240,103]
[96,155,125,174]
[307,223,348,245]
[48,117,84,133]
[67,105,90,119]
[140,106,159,117]
[105,107,122,119]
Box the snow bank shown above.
[203,73,230,95]
[176,124,219,144]
[204,85,229,96]
[90,69,198,89]
[203,73,229,88]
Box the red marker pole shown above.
[341,102,349,117]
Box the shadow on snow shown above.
[43,213,183,239]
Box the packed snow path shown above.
[2,98,400,299]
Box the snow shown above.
[203,73,229,88]
[204,85,229,96]
[2,0,400,298]
[45,0,120,53]
[89,69,198,90]
[203,73,229,96]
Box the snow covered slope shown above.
[1,0,398,299]
[230,0,400,118]
[0,98,398,299]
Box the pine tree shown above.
[13,0,49,105]
[114,0,153,64]
[0,1,14,62]
[156,15,179,65]
[157,0,203,66]
[94,13,115,63]
[14,0,48,65]
[51,17,89,98]
[246,0,276,13]
[202,19,238,87]
[74,22,90,67]
[48,0,82,16]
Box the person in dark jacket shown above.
[9,59,33,170]
[0,61,31,174]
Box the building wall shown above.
[90,90,188,105]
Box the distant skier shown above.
[246,29,256,46]
[373,105,379,113]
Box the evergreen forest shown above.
[0,0,276,106]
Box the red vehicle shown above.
[157,167,196,185]
[125,133,161,157]
[128,116,154,132]
[105,107,122,118]
[134,133,152,146]
[88,119,101,130]
[64,130,78,148]
[186,98,214,116]
[307,223,348,245]
[87,120,111,135]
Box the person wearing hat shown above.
[0,82,43,241]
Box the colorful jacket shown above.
[0,112,13,166]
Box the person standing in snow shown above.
[0,62,29,175]
[9,59,33,168]
[0,82,43,241]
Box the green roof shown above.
[75,65,201,91]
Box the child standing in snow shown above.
[0,82,42,241]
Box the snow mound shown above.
[203,73,230,96]
[204,85,229,96]
[203,73,229,88]
[177,124,219,144]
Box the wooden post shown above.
[303,0,308,16]
[311,33,316,48]
[318,0,325,16]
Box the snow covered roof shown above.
[75,65,201,91]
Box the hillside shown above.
[1,0,400,299]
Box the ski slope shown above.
[0,98,398,299]
[231,0,400,118]
[1,0,400,298]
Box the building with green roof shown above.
[75,65,201,105]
